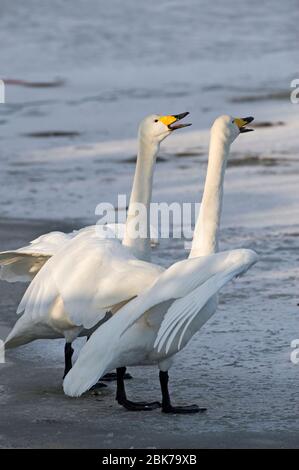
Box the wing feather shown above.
[16,228,162,329]
[63,249,258,397]
[155,250,258,353]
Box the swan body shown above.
[63,115,258,412]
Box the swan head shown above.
[138,112,191,144]
[211,115,254,144]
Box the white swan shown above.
[4,112,191,379]
[63,115,258,413]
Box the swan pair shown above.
[1,113,258,413]
[62,115,258,413]
[0,113,191,379]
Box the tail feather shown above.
[63,293,152,397]
[5,324,35,349]
[63,335,111,397]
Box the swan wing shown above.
[154,249,258,354]
[63,249,257,397]
[0,224,131,283]
[0,230,76,282]
[50,232,162,329]
[17,228,162,329]
[0,252,51,282]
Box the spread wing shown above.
[0,223,158,283]
[0,231,76,282]
[17,227,163,329]
[63,249,258,396]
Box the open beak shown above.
[234,116,254,133]
[159,112,192,131]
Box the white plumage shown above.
[0,223,159,283]
[63,249,258,397]
[63,115,258,414]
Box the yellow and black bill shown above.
[159,112,192,130]
[234,116,254,133]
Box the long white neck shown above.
[122,136,159,262]
[189,132,230,258]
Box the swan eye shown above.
[154,119,158,123]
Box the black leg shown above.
[159,370,207,414]
[116,367,161,411]
[63,342,74,379]
[89,382,107,390]
[102,371,133,381]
